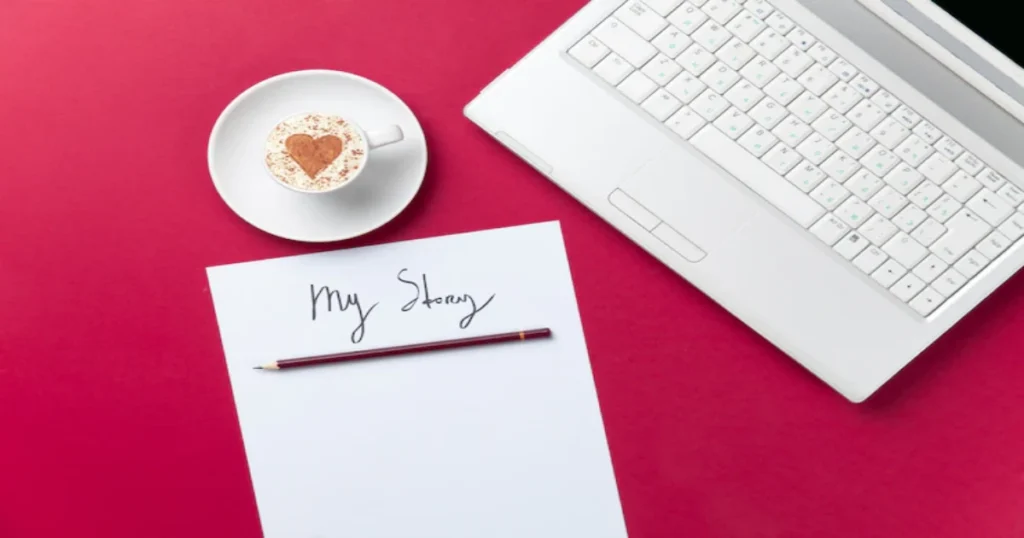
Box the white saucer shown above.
[208,70,427,242]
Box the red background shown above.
[2,1,1023,536]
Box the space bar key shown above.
[689,126,825,228]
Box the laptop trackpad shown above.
[618,149,758,253]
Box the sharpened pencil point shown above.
[253,366,264,370]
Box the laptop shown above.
[464,0,1024,402]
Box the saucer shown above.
[208,70,427,242]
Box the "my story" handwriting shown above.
[310,268,497,343]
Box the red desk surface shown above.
[2,1,1023,536]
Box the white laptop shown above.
[465,0,1024,402]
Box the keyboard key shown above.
[594,53,634,85]
[714,107,755,139]
[828,58,858,82]
[910,218,947,247]
[931,209,991,263]
[796,64,839,96]
[678,43,717,75]
[765,75,803,105]
[788,91,828,123]
[920,154,958,184]
[909,287,945,316]
[934,136,965,160]
[891,274,926,302]
[836,127,875,159]
[967,189,1014,226]
[744,0,773,19]
[764,11,795,34]
[933,268,967,297]
[884,164,924,195]
[653,26,694,58]
[786,161,826,192]
[977,168,1008,191]
[835,197,873,228]
[892,105,923,128]
[737,126,778,157]
[913,254,949,283]
[811,214,850,245]
[700,62,741,91]
[702,0,743,25]
[998,212,1024,241]
[894,135,933,167]
[690,126,826,226]
[926,194,962,223]
[689,0,709,6]
[666,106,707,138]
[954,250,989,279]
[873,259,907,288]
[908,180,943,209]
[642,88,684,120]
[724,81,765,111]
[862,213,900,245]
[912,121,943,144]
[716,37,757,69]
[821,81,863,114]
[869,186,908,219]
[665,72,707,103]
[997,184,1024,207]
[848,101,887,132]
[955,152,985,176]
[775,46,814,77]
[616,1,669,40]
[850,74,879,97]
[667,2,710,34]
[692,20,730,51]
[976,231,1011,260]
[645,0,687,17]
[860,146,900,177]
[642,54,685,85]
[570,36,611,68]
[870,90,901,113]
[820,151,858,182]
[854,245,889,274]
[835,231,870,260]
[807,43,837,65]
[942,171,982,203]
[762,144,802,174]
[788,27,816,50]
[619,71,659,103]
[690,88,731,120]
[869,119,910,150]
[725,10,766,42]
[749,97,786,128]
[739,56,781,87]
[811,178,850,210]
[884,232,929,268]
[846,169,885,201]
[812,110,852,142]
[594,18,659,67]
[797,134,837,165]
[894,204,927,233]
[750,28,790,59]
[772,115,812,146]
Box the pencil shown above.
[253,328,552,370]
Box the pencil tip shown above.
[253,366,263,370]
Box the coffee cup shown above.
[264,113,404,194]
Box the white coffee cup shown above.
[264,113,405,194]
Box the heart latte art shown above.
[265,114,368,192]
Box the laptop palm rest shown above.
[616,149,759,259]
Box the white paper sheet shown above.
[207,222,628,538]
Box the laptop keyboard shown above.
[568,0,1024,317]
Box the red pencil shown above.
[253,328,553,370]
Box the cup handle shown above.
[366,125,404,150]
